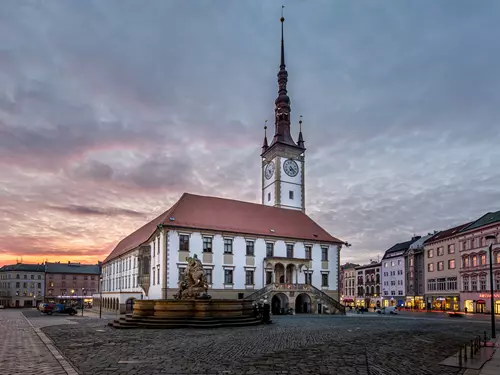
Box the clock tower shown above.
[261,13,306,212]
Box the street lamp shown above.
[99,276,103,319]
[485,234,496,339]
[81,288,85,317]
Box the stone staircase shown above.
[110,314,262,329]
[244,283,346,315]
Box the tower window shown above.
[289,190,294,199]
[268,192,271,202]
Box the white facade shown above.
[164,230,338,294]
[101,228,340,311]
[381,254,406,305]
[262,155,304,212]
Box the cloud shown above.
[47,205,146,218]
[1,0,500,266]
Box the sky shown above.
[1,0,500,267]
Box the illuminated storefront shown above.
[463,293,500,314]
[405,296,424,309]
[425,295,460,311]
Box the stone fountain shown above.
[110,254,261,329]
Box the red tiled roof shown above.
[104,193,343,263]
[424,222,472,245]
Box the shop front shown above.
[463,293,500,314]
[405,296,424,310]
[342,298,355,307]
[382,297,397,307]
[426,295,460,311]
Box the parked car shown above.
[376,306,399,315]
[40,303,77,316]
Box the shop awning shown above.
[342,298,354,302]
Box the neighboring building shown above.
[44,262,101,304]
[458,211,500,315]
[99,18,347,315]
[423,223,469,311]
[381,237,420,307]
[405,234,433,309]
[355,261,381,309]
[341,262,359,307]
[0,263,45,308]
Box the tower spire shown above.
[262,120,269,153]
[270,5,298,148]
[297,115,305,148]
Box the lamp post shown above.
[485,235,496,339]
[99,276,103,319]
[81,288,85,317]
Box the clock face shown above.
[264,161,275,180]
[283,159,299,177]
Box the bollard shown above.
[464,344,468,360]
[470,340,474,358]
[484,331,488,346]
[458,346,463,367]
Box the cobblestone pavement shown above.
[0,309,71,375]
[39,314,498,375]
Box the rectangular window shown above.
[446,277,457,291]
[204,269,212,285]
[286,244,294,258]
[152,268,155,285]
[222,238,233,254]
[321,273,329,287]
[427,249,434,258]
[179,235,190,251]
[246,241,254,256]
[321,247,328,261]
[305,272,312,284]
[268,192,271,202]
[289,190,294,199]
[245,270,254,285]
[480,278,486,291]
[471,278,477,291]
[157,236,160,254]
[224,269,233,284]
[428,263,434,272]
[437,261,444,271]
[437,247,444,256]
[448,259,455,269]
[305,246,312,260]
[203,237,212,253]
[266,243,274,257]
[157,265,160,284]
[480,254,486,265]
[463,278,469,291]
[448,244,455,254]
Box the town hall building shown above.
[99,16,346,315]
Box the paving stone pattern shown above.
[0,309,68,375]
[40,315,491,375]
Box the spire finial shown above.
[264,120,268,136]
[299,115,303,132]
[280,6,285,68]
